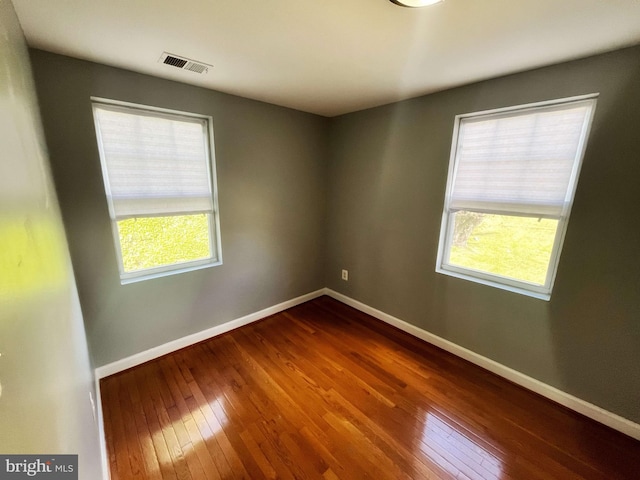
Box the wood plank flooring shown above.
[100,296,640,479]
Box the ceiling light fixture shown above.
[389,0,443,7]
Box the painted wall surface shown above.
[30,50,329,367]
[28,38,639,425]
[325,46,640,423]
[0,1,103,476]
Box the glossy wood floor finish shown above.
[101,296,640,479]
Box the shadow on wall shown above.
[328,79,564,379]
[548,57,640,425]
[0,1,102,474]
[325,45,640,429]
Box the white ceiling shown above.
[12,0,640,117]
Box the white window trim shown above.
[91,97,223,284]
[436,94,598,301]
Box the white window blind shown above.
[92,99,222,284]
[450,100,595,217]
[437,95,597,300]
[93,104,213,219]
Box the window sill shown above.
[120,259,222,285]
[436,266,551,301]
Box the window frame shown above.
[91,97,223,284]
[436,94,598,300]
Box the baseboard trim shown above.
[94,379,111,480]
[93,286,640,442]
[95,288,326,380]
[324,288,640,441]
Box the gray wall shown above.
[30,43,639,425]
[0,2,102,476]
[325,45,640,423]
[30,50,329,367]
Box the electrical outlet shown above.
[341,269,348,281]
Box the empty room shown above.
[1,0,640,478]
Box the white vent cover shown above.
[158,52,211,74]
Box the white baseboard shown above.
[94,379,111,480]
[93,286,640,446]
[94,289,325,380]
[324,288,640,441]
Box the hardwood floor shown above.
[100,296,640,479]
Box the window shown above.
[92,98,222,283]
[436,95,597,300]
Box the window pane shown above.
[448,211,558,285]
[117,214,211,272]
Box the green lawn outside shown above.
[449,212,558,285]
[116,211,555,284]
[117,214,211,272]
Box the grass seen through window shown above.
[117,214,211,273]
[449,211,558,285]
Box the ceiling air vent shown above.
[158,52,211,74]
